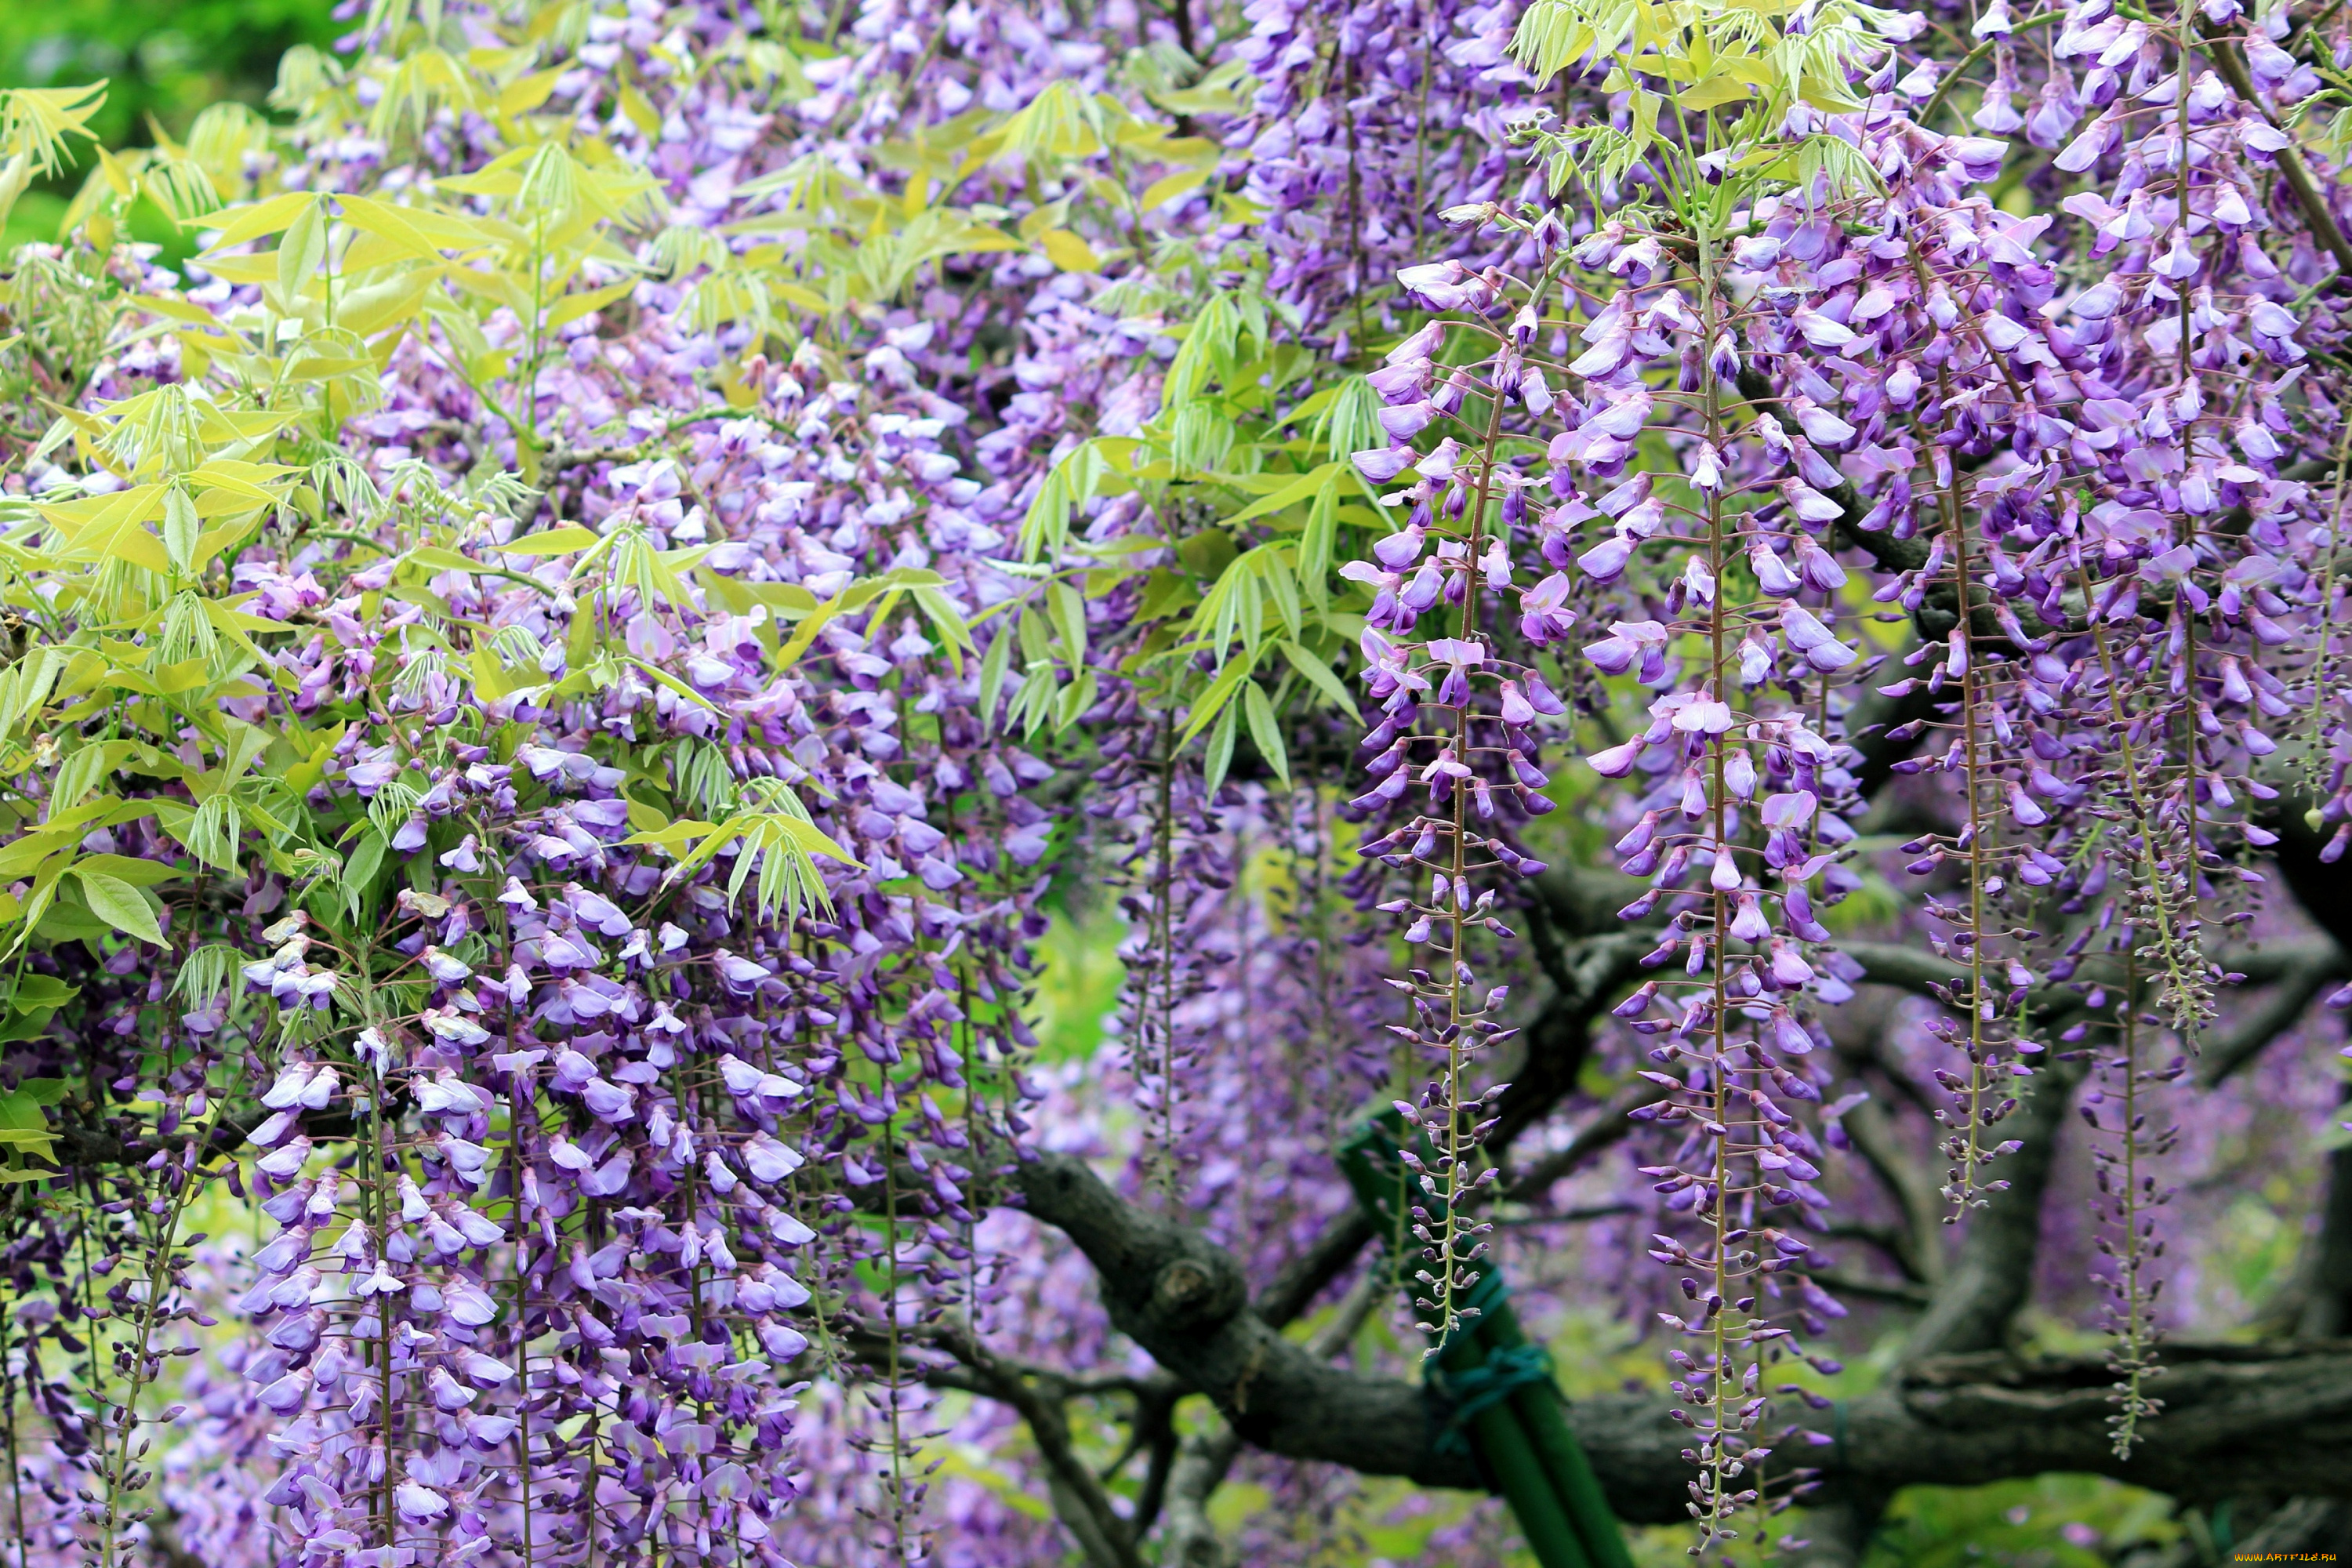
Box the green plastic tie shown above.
[1434,1341,1557,1457]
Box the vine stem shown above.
[2072,564,2203,1040]
[1940,394,1996,1213]
[1152,716,1178,1189]
[2173,0,2202,910]
[3,1296,20,1568]
[1695,188,1741,1553]
[2110,949,2158,1458]
[375,1057,396,1550]
[1432,321,1511,1348]
[93,1091,224,1568]
[2073,575,2179,1461]
[882,1098,911,1562]
[1915,8,2067,129]
[509,1049,535,1568]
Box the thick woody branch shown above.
[1158,1426,1244,1568]
[1899,1050,2091,1364]
[840,1323,1149,1568]
[1499,1076,1669,1205]
[1838,938,2325,1013]
[929,1321,1147,1568]
[1835,942,2105,1358]
[2199,946,2346,1087]
[1830,1094,1944,1289]
[1496,924,1653,1154]
[1156,1272,1386,1568]
[1253,1208,1377,1328]
[1575,1341,2352,1522]
[1007,1148,2352,1523]
[1004,1148,1480,1489]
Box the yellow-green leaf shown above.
[1139,168,1212,212]
[1037,229,1102,274]
[280,196,330,303]
[1241,678,1288,787]
[1679,74,1754,111]
[70,868,162,946]
[500,524,601,555]
[1279,639,1360,721]
[201,190,315,251]
[545,278,638,330]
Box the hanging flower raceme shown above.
[1345,270,1585,1345]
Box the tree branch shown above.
[1007,1147,2352,1523]
[928,1320,1147,1568]
[1499,1076,1669,1206]
[1004,1148,1482,1488]
[1253,1208,1377,1328]
[1493,924,1653,1155]
[1831,1094,1944,1288]
[1899,1051,2091,1363]
[1156,1270,1386,1568]
[2198,944,2346,1087]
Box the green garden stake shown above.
[1339,1112,1635,1568]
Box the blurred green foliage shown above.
[0,0,339,249]
[1026,906,1129,1066]
[1863,1475,2183,1567]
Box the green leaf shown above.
[405,545,542,588]
[202,190,316,251]
[162,486,199,574]
[978,622,1016,735]
[1203,701,1239,795]
[0,1083,57,1161]
[343,826,387,920]
[0,979,76,1044]
[628,657,722,713]
[622,817,719,851]
[1139,167,1212,212]
[62,487,172,574]
[1048,580,1088,664]
[545,278,638,330]
[1018,441,1130,562]
[1301,479,1338,608]
[1054,667,1100,731]
[1279,639,1361,720]
[1679,74,1754,111]
[632,782,851,925]
[500,524,601,555]
[1221,461,1339,528]
[7,977,76,1012]
[75,852,179,887]
[31,898,112,945]
[1180,660,1252,745]
[912,586,974,674]
[0,1116,56,1163]
[1313,375,1388,468]
[69,869,162,946]
[281,195,330,304]
[1241,678,1288,788]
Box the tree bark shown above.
[1900,1051,2090,1363]
[1007,1149,2352,1523]
[2302,1081,2352,1339]
[1574,1343,2352,1524]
